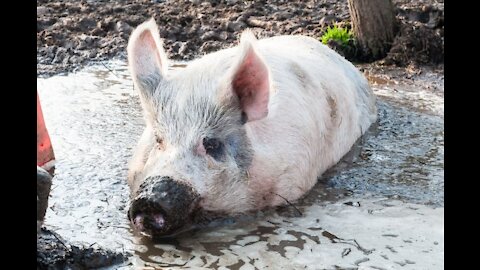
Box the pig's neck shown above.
[245,121,317,209]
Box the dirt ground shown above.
[37,0,443,77]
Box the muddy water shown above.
[38,60,443,269]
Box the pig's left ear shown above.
[224,30,271,123]
[127,18,168,100]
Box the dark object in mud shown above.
[320,25,356,60]
[325,39,356,60]
[37,228,126,270]
[129,176,199,237]
[383,19,443,66]
[37,167,53,223]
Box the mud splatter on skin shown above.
[129,176,201,237]
[327,95,338,121]
[290,62,309,90]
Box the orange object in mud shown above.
[37,92,55,169]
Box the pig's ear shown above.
[127,18,168,100]
[225,30,270,123]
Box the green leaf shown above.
[320,25,353,47]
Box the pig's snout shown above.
[128,176,199,237]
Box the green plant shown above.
[321,25,353,47]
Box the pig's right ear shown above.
[222,30,271,123]
[127,18,168,101]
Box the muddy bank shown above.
[37,227,127,269]
[37,0,443,77]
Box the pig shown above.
[126,18,377,238]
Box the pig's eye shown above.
[203,137,225,161]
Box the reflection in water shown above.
[38,60,443,269]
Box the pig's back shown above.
[256,34,377,132]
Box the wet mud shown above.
[37,228,127,270]
[37,59,443,269]
[37,0,443,77]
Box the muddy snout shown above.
[128,176,199,237]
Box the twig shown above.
[52,233,69,250]
[101,62,121,79]
[272,192,303,216]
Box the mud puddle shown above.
[37,60,443,269]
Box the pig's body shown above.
[126,19,377,237]
[177,36,377,208]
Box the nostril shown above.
[150,213,165,229]
[133,213,145,231]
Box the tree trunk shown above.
[348,0,398,61]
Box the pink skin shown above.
[153,214,165,228]
[196,141,206,156]
[133,214,145,231]
[133,213,166,232]
[231,46,270,122]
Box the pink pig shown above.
[127,19,377,237]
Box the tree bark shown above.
[347,0,398,61]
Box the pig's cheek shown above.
[206,157,216,169]
[245,163,276,205]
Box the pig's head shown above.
[126,19,271,238]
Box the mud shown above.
[37,228,127,270]
[129,176,200,238]
[386,0,444,66]
[37,0,443,77]
[127,196,443,269]
[37,59,443,269]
